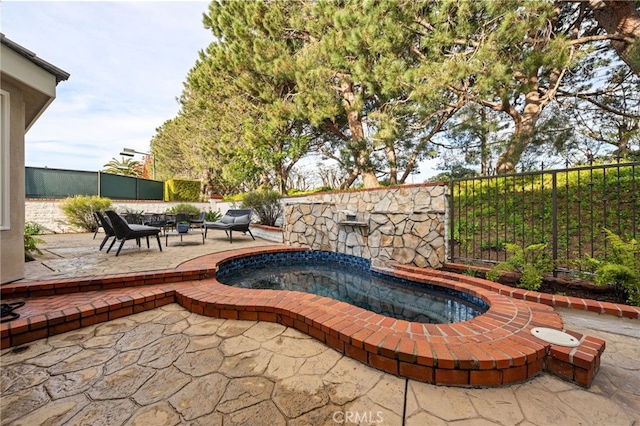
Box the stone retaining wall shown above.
[26,199,232,234]
[283,183,447,268]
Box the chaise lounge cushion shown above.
[204,209,255,243]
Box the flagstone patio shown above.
[1,233,639,425]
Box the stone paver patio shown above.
[2,304,639,425]
[1,233,639,425]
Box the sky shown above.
[2,0,212,172]
[3,0,439,182]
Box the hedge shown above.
[164,179,200,201]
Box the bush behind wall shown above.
[164,179,200,201]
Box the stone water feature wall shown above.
[283,183,447,268]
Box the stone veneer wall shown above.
[283,183,447,268]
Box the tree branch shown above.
[319,119,350,142]
[557,89,640,118]
[569,33,635,46]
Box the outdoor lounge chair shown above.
[105,210,163,256]
[190,211,206,229]
[92,212,103,240]
[204,208,255,243]
[144,213,168,234]
[124,212,144,225]
[95,211,115,251]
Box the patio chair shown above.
[92,212,103,240]
[95,211,115,251]
[105,210,163,256]
[124,212,144,225]
[190,211,206,229]
[204,208,255,243]
[173,213,191,231]
[144,213,168,234]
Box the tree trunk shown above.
[339,80,380,188]
[385,143,398,185]
[201,168,214,197]
[480,108,490,175]
[362,171,380,188]
[588,0,640,75]
[495,79,548,174]
[615,119,635,156]
[340,167,360,189]
[277,165,287,195]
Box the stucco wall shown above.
[25,199,233,234]
[0,80,26,283]
[283,183,448,268]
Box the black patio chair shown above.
[105,210,163,256]
[95,211,115,251]
[172,213,191,232]
[124,212,144,225]
[92,212,103,240]
[144,213,168,234]
[190,211,206,229]
[204,209,255,243]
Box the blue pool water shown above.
[216,251,488,324]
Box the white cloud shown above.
[2,0,211,172]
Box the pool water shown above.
[217,256,488,324]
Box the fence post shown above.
[97,171,101,197]
[448,180,455,263]
[551,170,558,277]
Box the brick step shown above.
[392,263,607,387]
[440,262,640,319]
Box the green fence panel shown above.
[25,167,97,198]
[26,167,166,200]
[99,172,137,200]
[138,178,164,200]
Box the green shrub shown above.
[287,186,334,196]
[585,229,640,306]
[463,268,477,277]
[241,189,282,227]
[164,179,201,201]
[481,238,506,250]
[167,203,201,216]
[60,195,112,232]
[486,243,552,291]
[223,193,245,203]
[205,209,222,222]
[24,222,45,261]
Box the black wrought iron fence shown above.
[448,160,639,276]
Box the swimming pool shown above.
[216,251,488,324]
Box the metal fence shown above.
[448,161,639,276]
[25,167,164,200]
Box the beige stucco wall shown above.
[1,80,26,283]
[25,200,233,234]
[1,40,61,284]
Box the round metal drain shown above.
[531,327,580,347]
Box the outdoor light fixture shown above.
[119,148,138,156]
[119,147,155,180]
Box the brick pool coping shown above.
[1,245,610,387]
[441,262,640,319]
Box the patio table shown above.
[165,229,205,246]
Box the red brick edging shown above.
[441,263,640,320]
[1,246,606,387]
